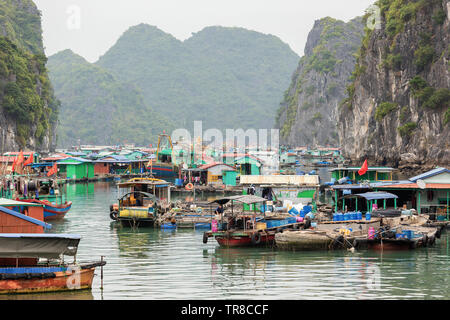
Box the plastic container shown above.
[288,207,299,216]
[300,210,306,218]
[356,212,362,220]
[296,217,304,223]
[303,206,312,214]
[311,222,317,228]
[344,213,349,221]
[161,223,177,229]
[306,212,315,220]
[256,222,267,230]
[195,223,211,229]
[368,227,376,239]
[211,220,218,232]
[366,212,371,221]
[175,178,184,187]
[403,230,414,239]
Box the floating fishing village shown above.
[0,0,449,302]
[0,134,448,295]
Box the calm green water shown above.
[8,181,450,300]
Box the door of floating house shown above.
[223,170,237,186]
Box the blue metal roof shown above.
[57,157,92,163]
[96,155,130,163]
[0,206,52,229]
[332,184,371,190]
[355,192,398,200]
[409,167,450,182]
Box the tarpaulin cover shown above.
[209,195,267,205]
[349,192,399,201]
[0,234,81,259]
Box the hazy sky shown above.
[34,0,375,62]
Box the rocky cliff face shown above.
[338,0,450,169]
[0,0,58,153]
[276,17,364,147]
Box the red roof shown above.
[0,156,14,163]
[5,152,36,156]
[199,162,236,170]
[378,183,450,190]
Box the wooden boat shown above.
[275,219,381,251]
[12,178,72,221]
[18,199,72,221]
[203,195,303,248]
[146,134,179,178]
[0,234,105,294]
[354,225,439,251]
[109,177,172,227]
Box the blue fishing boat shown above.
[146,134,179,178]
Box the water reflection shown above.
[9,181,449,300]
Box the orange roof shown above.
[378,183,450,189]
[199,162,236,170]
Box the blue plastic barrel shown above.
[288,207,299,216]
[366,213,371,221]
[303,206,312,214]
[195,223,211,230]
[175,179,183,187]
[300,210,306,218]
[404,230,414,239]
[161,223,177,229]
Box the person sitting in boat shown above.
[215,204,224,215]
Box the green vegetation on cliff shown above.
[0,0,43,54]
[0,0,58,150]
[95,24,299,132]
[48,50,173,147]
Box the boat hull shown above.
[215,234,275,248]
[19,199,72,221]
[0,268,95,295]
[148,163,178,178]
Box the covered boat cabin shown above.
[117,178,171,205]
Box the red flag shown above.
[16,150,24,166]
[23,155,33,166]
[358,159,368,176]
[11,157,17,173]
[47,162,57,177]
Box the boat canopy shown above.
[342,192,399,201]
[0,234,81,259]
[118,191,158,202]
[117,178,169,188]
[209,195,267,205]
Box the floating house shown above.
[182,163,237,186]
[240,175,320,211]
[200,163,236,185]
[280,152,297,166]
[234,156,262,176]
[375,167,450,219]
[330,166,395,183]
[57,157,95,180]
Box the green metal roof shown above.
[0,198,44,207]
